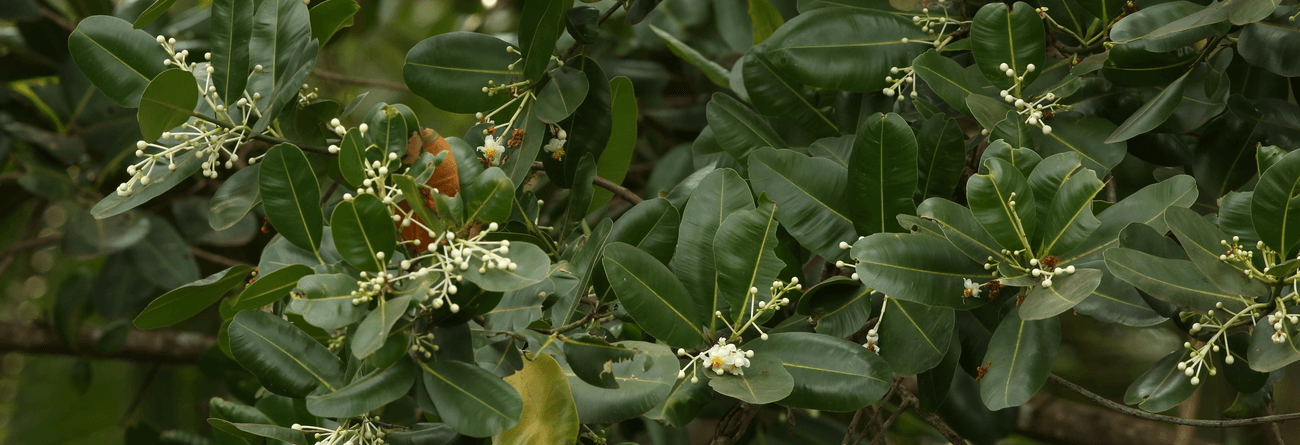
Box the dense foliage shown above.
[4,0,1300,443]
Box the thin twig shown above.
[320,175,343,206]
[559,0,628,60]
[41,7,76,33]
[190,246,250,267]
[893,377,967,444]
[530,162,643,205]
[870,399,913,445]
[1050,374,1300,427]
[312,70,409,91]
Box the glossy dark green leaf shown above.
[848,112,918,235]
[128,215,200,289]
[393,174,442,238]
[1112,1,1230,53]
[608,198,680,265]
[1240,18,1300,77]
[706,93,786,164]
[1165,207,1271,297]
[917,198,1001,263]
[247,0,312,114]
[289,273,367,330]
[1062,175,1197,264]
[1247,306,1300,372]
[567,155,597,225]
[496,353,579,445]
[644,367,713,427]
[208,419,308,445]
[715,199,783,322]
[535,67,590,124]
[137,69,197,142]
[133,0,178,28]
[209,164,261,231]
[518,0,572,81]
[404,32,521,114]
[602,242,705,348]
[1037,168,1104,256]
[1252,149,1300,256]
[877,297,954,375]
[749,148,856,261]
[968,158,1036,252]
[796,277,872,338]
[1020,268,1102,320]
[364,103,408,159]
[1072,259,1167,327]
[259,144,324,258]
[912,50,988,116]
[1221,331,1267,394]
[589,76,638,212]
[991,111,1034,150]
[1025,152,1081,223]
[808,135,852,167]
[308,0,358,47]
[561,334,637,389]
[915,114,967,201]
[971,1,1046,88]
[231,264,312,311]
[551,220,612,326]
[1080,0,1123,23]
[1104,248,1250,312]
[763,8,927,92]
[329,194,395,273]
[351,294,412,359]
[652,25,730,88]
[463,167,513,224]
[1033,116,1127,175]
[747,332,891,411]
[462,241,549,292]
[306,357,415,417]
[918,333,961,411]
[94,150,204,219]
[706,353,793,405]
[229,310,346,397]
[210,0,254,108]
[966,95,1015,131]
[63,210,150,257]
[743,49,838,137]
[542,55,611,189]
[1123,349,1197,412]
[133,265,251,329]
[979,309,1059,410]
[675,169,754,334]
[421,360,522,437]
[561,340,676,424]
[486,265,576,332]
[68,15,169,107]
[852,233,990,310]
[1106,71,1190,143]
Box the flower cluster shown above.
[408,332,439,358]
[293,416,388,445]
[543,128,568,160]
[676,338,756,382]
[399,223,517,313]
[910,0,969,42]
[990,63,1070,135]
[1027,256,1075,288]
[1266,308,1298,344]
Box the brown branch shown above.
[530,162,643,205]
[189,246,250,268]
[1049,374,1300,428]
[893,376,967,444]
[41,7,77,33]
[0,320,214,364]
[312,70,409,91]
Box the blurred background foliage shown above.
[0,0,1296,443]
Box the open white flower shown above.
[701,340,752,376]
[477,135,505,166]
[962,278,981,299]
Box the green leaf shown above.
[1062,175,1198,264]
[971,1,1047,88]
[1080,0,1123,23]
[912,50,988,116]
[748,0,784,44]
[849,112,918,236]
[1073,259,1167,327]
[133,0,178,28]
[608,198,680,265]
[330,194,395,273]
[229,310,346,397]
[551,220,612,326]
[133,266,251,329]
[876,297,954,375]
[1020,268,1102,320]
[128,215,200,289]
[1165,207,1271,297]
[1026,152,1082,226]
[1033,116,1127,176]
[1037,169,1105,256]
[247,0,312,113]
[541,56,611,189]
[915,113,966,201]
[1252,149,1300,256]
[1104,248,1251,312]
[1247,306,1300,372]
[560,334,637,389]
[351,295,411,359]
[796,277,871,338]
[748,148,856,261]
[966,95,1015,132]
[518,0,572,81]
[916,198,1001,263]
[463,167,513,224]
[393,174,442,237]
[306,357,415,417]
[602,242,705,349]
[979,309,1059,410]
[68,15,169,107]
[208,420,309,445]
[63,210,150,257]
[747,332,891,411]
[209,164,261,231]
[675,169,755,334]
[288,273,367,330]
[420,360,523,437]
[462,241,550,292]
[308,0,358,47]
[851,233,990,310]
[1116,1,1232,53]
[651,25,730,88]
[211,0,254,108]
[95,153,204,219]
[496,353,580,445]
[561,340,677,424]
[404,32,522,114]
[259,144,325,258]
[705,353,793,405]
[763,8,927,92]
[589,77,638,212]
[1240,18,1300,77]
[706,93,786,164]
[1221,331,1268,394]
[808,135,853,167]
[232,264,312,311]
[644,368,713,427]
[1106,71,1190,143]
[364,103,409,159]
[1123,349,1198,412]
[535,67,590,124]
[967,158,1035,252]
[743,49,838,137]
[715,199,784,322]
[991,111,1034,150]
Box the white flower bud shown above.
[1026,63,1036,72]
[999,63,1010,71]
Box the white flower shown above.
[543,136,566,160]
[477,135,505,166]
[701,341,752,376]
[962,278,981,298]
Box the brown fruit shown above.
[398,128,460,246]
